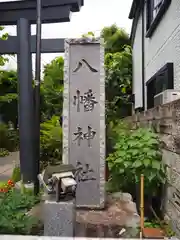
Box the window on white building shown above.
[146,0,171,37]
[153,0,164,18]
[146,63,174,109]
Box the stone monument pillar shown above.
[63,37,106,208]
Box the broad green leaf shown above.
[115,158,123,163]
[119,168,124,174]
[152,160,161,170]
[132,160,142,168]
[144,159,151,167]
[148,172,156,181]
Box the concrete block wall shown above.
[125,98,180,236]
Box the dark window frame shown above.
[146,62,174,109]
[146,0,171,38]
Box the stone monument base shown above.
[44,199,75,237]
[75,193,140,238]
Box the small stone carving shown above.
[38,164,77,202]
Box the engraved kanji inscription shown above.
[73,126,84,146]
[74,161,96,182]
[73,59,98,73]
[73,126,96,147]
[84,89,98,112]
[73,89,98,112]
[84,126,96,147]
[73,90,83,112]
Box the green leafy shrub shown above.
[0,181,9,196]
[163,222,176,237]
[0,190,39,234]
[0,148,9,157]
[105,44,132,124]
[0,181,7,188]
[144,220,175,237]
[40,115,62,168]
[0,70,18,126]
[0,123,19,153]
[144,220,161,228]
[7,128,19,151]
[11,165,21,183]
[0,123,9,149]
[0,179,15,197]
[106,122,166,195]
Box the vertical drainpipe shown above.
[141,0,145,111]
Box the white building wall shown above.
[144,0,180,109]
[132,13,143,109]
[133,0,180,110]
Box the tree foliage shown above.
[40,116,62,167]
[0,70,18,125]
[0,26,9,67]
[41,56,64,121]
[0,25,132,170]
[0,25,132,125]
[0,27,17,124]
[100,24,132,122]
[101,24,130,54]
[105,45,132,122]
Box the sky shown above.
[1,0,133,74]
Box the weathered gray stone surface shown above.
[0,237,152,240]
[165,200,180,237]
[76,194,140,228]
[167,167,180,190]
[25,193,140,238]
[163,184,180,236]
[163,149,180,173]
[111,192,133,202]
[63,38,105,208]
[166,185,180,211]
[44,200,75,237]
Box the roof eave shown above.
[128,0,137,19]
